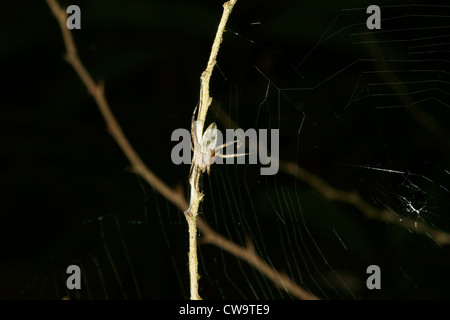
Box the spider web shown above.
[5,0,450,300]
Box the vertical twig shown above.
[47,0,319,300]
[185,0,238,301]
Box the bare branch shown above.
[186,0,238,300]
[46,0,318,300]
[211,103,450,246]
[199,219,319,300]
[280,160,450,246]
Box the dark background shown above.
[1,0,449,299]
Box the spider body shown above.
[190,106,246,176]
[192,121,218,175]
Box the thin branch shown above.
[198,219,319,300]
[211,103,450,246]
[198,1,237,128]
[46,0,186,212]
[186,0,238,300]
[280,161,450,246]
[46,0,318,300]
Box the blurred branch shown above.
[46,0,318,300]
[45,0,186,212]
[279,161,450,246]
[211,104,450,246]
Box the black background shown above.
[1,0,449,299]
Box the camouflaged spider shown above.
[190,107,241,176]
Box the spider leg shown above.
[215,139,239,152]
[215,139,251,158]
[189,105,201,178]
[189,163,193,179]
[191,105,199,148]
[215,152,249,158]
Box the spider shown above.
[190,107,242,176]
